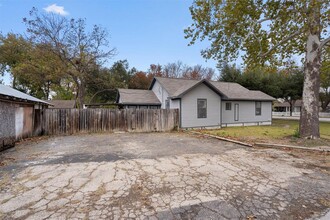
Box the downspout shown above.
[179,98,182,128]
[220,97,222,127]
[270,101,273,125]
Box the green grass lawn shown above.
[202,119,330,144]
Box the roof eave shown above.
[121,102,161,105]
[174,79,227,98]
[222,98,276,101]
[0,94,51,105]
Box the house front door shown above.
[234,103,239,121]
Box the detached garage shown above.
[0,84,50,151]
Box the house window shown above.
[165,99,170,109]
[225,102,232,110]
[255,101,262,115]
[197,99,207,118]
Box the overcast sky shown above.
[0,0,231,82]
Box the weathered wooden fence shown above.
[40,108,179,135]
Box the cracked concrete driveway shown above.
[0,132,329,219]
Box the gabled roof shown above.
[0,84,50,105]
[209,81,275,100]
[150,77,201,97]
[117,89,161,105]
[150,77,275,101]
[48,100,76,108]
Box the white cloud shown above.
[43,4,69,16]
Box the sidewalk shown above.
[273,116,330,122]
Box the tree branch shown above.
[320,36,330,49]
[257,17,272,24]
[260,30,303,57]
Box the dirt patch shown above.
[0,157,15,167]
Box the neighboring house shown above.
[273,99,330,117]
[0,84,50,151]
[273,100,302,114]
[116,89,161,109]
[48,100,76,109]
[117,77,275,128]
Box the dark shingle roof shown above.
[118,89,161,105]
[48,100,76,108]
[0,84,50,105]
[153,77,275,101]
[210,81,275,100]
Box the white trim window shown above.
[197,99,207,118]
[225,102,232,110]
[255,101,262,115]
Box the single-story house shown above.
[0,84,50,151]
[273,100,302,113]
[273,99,330,117]
[117,77,275,128]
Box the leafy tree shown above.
[240,68,265,91]
[0,33,31,88]
[320,87,330,112]
[109,60,134,89]
[320,47,330,111]
[14,43,65,99]
[128,71,152,89]
[85,60,136,103]
[280,69,304,116]
[52,80,75,100]
[218,63,242,82]
[0,33,64,99]
[148,64,163,77]
[23,8,116,107]
[240,66,286,99]
[185,0,330,138]
[219,64,304,115]
[85,67,115,103]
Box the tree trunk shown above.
[299,33,321,139]
[289,100,296,116]
[77,82,85,109]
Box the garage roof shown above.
[0,84,50,105]
[117,89,161,105]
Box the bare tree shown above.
[23,8,116,107]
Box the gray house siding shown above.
[151,80,169,109]
[221,101,272,126]
[181,83,221,128]
[170,99,180,109]
[147,78,275,128]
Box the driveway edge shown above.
[187,131,253,147]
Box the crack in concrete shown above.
[0,134,329,219]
